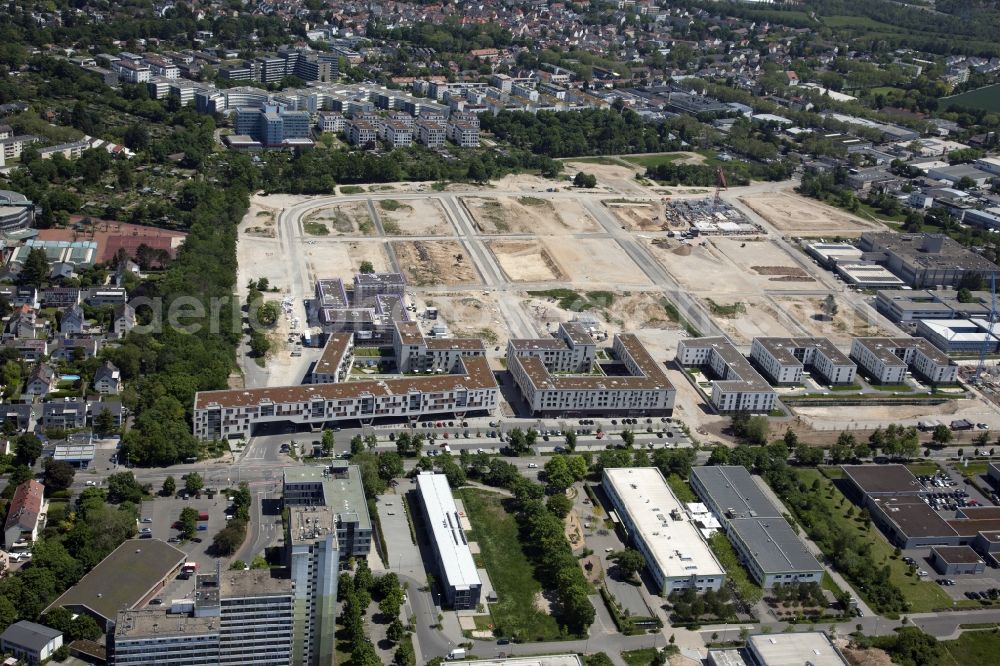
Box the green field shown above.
[622,153,686,169]
[793,469,954,613]
[621,648,659,666]
[942,84,1000,113]
[457,488,562,641]
[941,629,1000,665]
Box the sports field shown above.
[943,83,1000,113]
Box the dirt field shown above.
[414,292,509,349]
[303,202,375,235]
[462,196,599,235]
[648,237,813,295]
[563,160,648,196]
[608,201,669,231]
[740,191,884,236]
[242,202,277,238]
[377,198,453,236]
[775,295,886,342]
[392,240,479,286]
[489,240,566,282]
[546,238,651,286]
[302,241,391,282]
[713,296,798,343]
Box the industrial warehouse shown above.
[690,466,824,588]
[602,467,725,595]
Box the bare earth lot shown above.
[378,198,453,236]
[416,292,510,349]
[546,238,651,286]
[462,196,600,234]
[302,241,391,282]
[392,240,479,286]
[303,202,375,235]
[739,191,883,236]
[489,240,566,282]
[608,201,668,231]
[776,295,886,342]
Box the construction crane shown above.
[975,272,997,385]
[713,167,728,207]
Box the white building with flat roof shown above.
[416,473,482,609]
[747,632,847,666]
[602,467,725,595]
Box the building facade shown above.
[677,337,776,413]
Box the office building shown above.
[849,337,957,384]
[876,289,990,323]
[308,333,354,384]
[930,546,986,575]
[282,463,372,559]
[509,333,675,416]
[234,104,312,147]
[602,467,725,594]
[858,232,999,288]
[0,189,35,232]
[746,632,848,666]
[916,318,1000,354]
[111,611,220,666]
[416,473,482,609]
[677,337,776,413]
[690,466,823,587]
[312,273,409,343]
[749,337,857,386]
[287,506,340,666]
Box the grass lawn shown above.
[906,462,941,477]
[940,629,1000,665]
[942,83,1000,113]
[457,488,562,641]
[666,474,697,503]
[623,153,685,169]
[709,532,764,605]
[561,155,623,165]
[621,648,659,666]
[303,221,329,235]
[958,462,990,477]
[821,572,844,598]
[792,469,952,613]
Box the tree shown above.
[932,424,952,445]
[92,406,115,435]
[378,451,405,481]
[20,247,49,288]
[544,456,575,492]
[783,427,799,448]
[573,171,597,188]
[43,459,75,492]
[184,472,204,495]
[15,433,43,465]
[621,429,635,448]
[795,443,825,466]
[179,507,199,539]
[212,519,247,556]
[957,287,975,303]
[249,330,271,357]
[322,429,335,456]
[507,428,530,456]
[351,435,365,455]
[359,260,375,274]
[609,548,646,580]
[823,294,839,320]
[546,493,573,518]
[386,617,405,643]
[745,416,770,446]
[364,434,378,451]
[162,476,176,496]
[564,430,577,452]
[106,472,144,504]
[256,301,280,327]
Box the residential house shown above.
[6,305,37,339]
[88,400,124,430]
[0,403,35,431]
[42,399,88,430]
[93,361,122,395]
[25,364,56,396]
[60,304,86,335]
[2,339,48,362]
[51,336,101,361]
[0,621,62,665]
[3,479,47,548]
[40,288,81,308]
[113,303,136,337]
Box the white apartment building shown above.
[416,119,446,148]
[849,337,958,384]
[603,468,725,595]
[749,337,857,386]
[144,56,179,78]
[112,59,151,83]
[677,337,776,413]
[317,112,345,133]
[393,321,486,374]
[308,333,354,384]
[509,333,675,416]
[193,355,498,439]
[380,118,413,147]
[507,322,596,374]
[346,119,377,146]
[447,120,480,147]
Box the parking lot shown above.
[136,494,234,606]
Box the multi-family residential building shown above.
[415,119,447,148]
[447,119,480,147]
[311,274,408,342]
[112,60,151,83]
[507,322,596,374]
[93,360,122,394]
[749,337,857,385]
[317,112,345,134]
[509,333,675,416]
[346,119,377,146]
[42,398,88,430]
[676,337,776,413]
[3,480,47,549]
[380,118,413,147]
[393,321,486,374]
[849,337,958,384]
[144,56,179,79]
[193,354,498,439]
[416,473,482,609]
[308,333,354,384]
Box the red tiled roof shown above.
[4,479,44,532]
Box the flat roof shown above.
[194,355,496,410]
[853,337,952,367]
[754,337,854,368]
[457,657,583,666]
[860,232,1000,273]
[748,632,847,666]
[932,545,984,564]
[690,466,780,520]
[680,337,773,393]
[874,497,958,538]
[48,539,186,623]
[604,467,724,580]
[114,609,219,639]
[283,464,371,530]
[220,568,291,598]
[416,473,481,591]
[729,518,823,575]
[841,464,924,495]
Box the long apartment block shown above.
[193,353,497,439]
[508,330,674,416]
[676,337,776,413]
[749,337,857,386]
[849,337,957,384]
